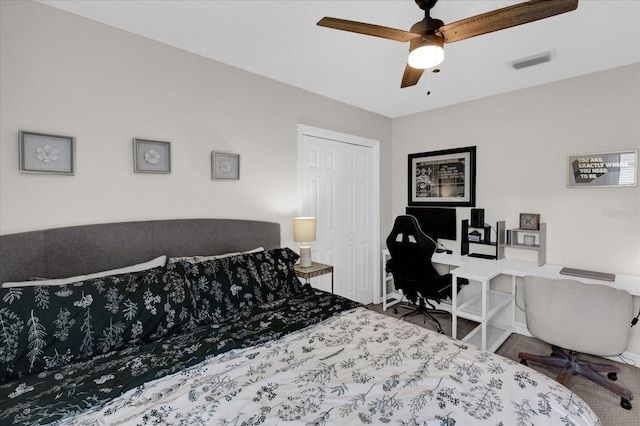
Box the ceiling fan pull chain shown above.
[426,68,431,96]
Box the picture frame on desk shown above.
[519,213,540,230]
[408,146,476,207]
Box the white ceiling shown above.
[38,0,640,119]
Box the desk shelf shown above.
[461,220,505,260]
[451,262,515,353]
[463,322,513,353]
[456,290,513,322]
[500,224,546,266]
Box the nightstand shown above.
[294,262,334,293]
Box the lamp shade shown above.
[408,34,444,69]
[293,217,316,243]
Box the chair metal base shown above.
[393,300,449,334]
[519,345,633,410]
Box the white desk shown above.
[381,249,640,352]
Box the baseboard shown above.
[514,321,640,369]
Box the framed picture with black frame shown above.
[408,146,476,207]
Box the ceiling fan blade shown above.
[317,17,421,42]
[439,0,578,44]
[401,64,425,88]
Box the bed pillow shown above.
[0,262,197,382]
[1,255,167,288]
[184,247,302,324]
[168,247,264,264]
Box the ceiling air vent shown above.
[509,51,553,70]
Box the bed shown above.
[0,219,601,425]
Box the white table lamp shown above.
[293,217,316,267]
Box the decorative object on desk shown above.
[293,217,316,267]
[519,213,540,230]
[468,230,482,242]
[523,235,535,246]
[470,208,484,227]
[211,151,240,180]
[567,150,637,188]
[19,131,75,175]
[408,146,476,207]
[133,139,171,173]
[483,226,492,243]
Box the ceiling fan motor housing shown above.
[408,18,445,69]
[410,17,444,35]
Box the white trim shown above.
[297,124,381,304]
[514,321,640,369]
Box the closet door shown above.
[299,132,374,304]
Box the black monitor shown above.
[405,207,457,241]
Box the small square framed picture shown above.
[211,152,240,180]
[133,139,171,173]
[19,131,75,175]
[519,213,540,230]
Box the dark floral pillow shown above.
[0,262,198,382]
[184,247,303,324]
[260,247,304,297]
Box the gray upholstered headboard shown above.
[0,219,281,283]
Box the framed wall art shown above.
[567,150,637,188]
[19,131,75,175]
[408,146,476,206]
[519,213,540,230]
[211,152,240,180]
[133,139,171,174]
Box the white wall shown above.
[0,0,392,250]
[392,63,640,357]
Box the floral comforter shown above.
[1,289,600,425]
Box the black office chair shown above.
[385,215,467,334]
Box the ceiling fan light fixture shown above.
[408,34,444,69]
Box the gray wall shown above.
[0,0,393,251]
[392,64,639,275]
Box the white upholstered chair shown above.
[519,276,634,410]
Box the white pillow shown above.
[1,255,167,288]
[168,247,264,264]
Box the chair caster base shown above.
[621,398,632,410]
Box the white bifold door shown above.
[298,126,379,305]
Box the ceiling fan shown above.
[317,0,578,88]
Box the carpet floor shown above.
[367,303,639,426]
